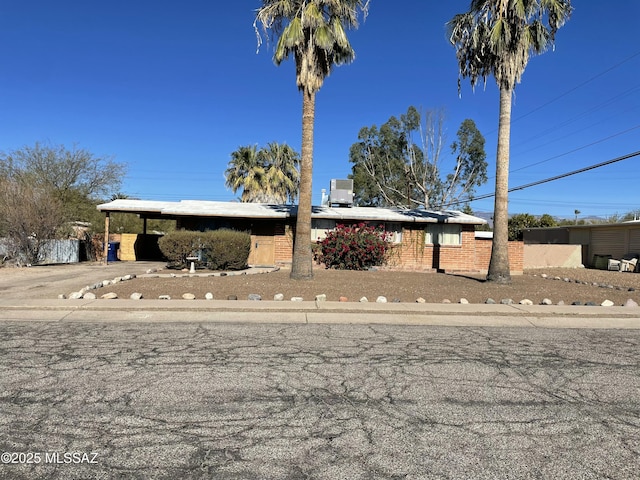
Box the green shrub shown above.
[201,229,251,271]
[314,223,391,270]
[158,229,250,270]
[158,230,201,267]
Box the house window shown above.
[425,224,461,246]
[311,219,336,241]
[385,222,403,244]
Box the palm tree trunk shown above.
[290,90,315,279]
[487,85,512,284]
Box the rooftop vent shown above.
[329,179,354,207]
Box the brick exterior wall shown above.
[510,240,524,274]
[373,226,524,274]
[474,238,524,275]
[274,222,294,264]
[176,218,524,275]
[385,227,433,271]
[384,225,479,272]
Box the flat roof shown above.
[525,220,640,231]
[97,199,486,225]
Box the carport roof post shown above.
[103,212,109,264]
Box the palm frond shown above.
[256,0,367,94]
[302,2,324,29]
[448,0,572,90]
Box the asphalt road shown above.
[1,321,639,480]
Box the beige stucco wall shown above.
[524,244,583,268]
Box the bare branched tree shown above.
[0,179,64,265]
[0,142,125,222]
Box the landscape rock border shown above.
[60,267,639,307]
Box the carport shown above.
[97,200,179,262]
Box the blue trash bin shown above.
[107,242,120,262]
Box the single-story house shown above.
[97,199,523,274]
[523,220,640,268]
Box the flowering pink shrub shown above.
[314,223,391,270]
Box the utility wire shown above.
[477,50,640,176]
[510,124,640,173]
[508,150,640,193]
[443,150,640,208]
[512,49,640,124]
[480,49,640,139]
[511,84,640,152]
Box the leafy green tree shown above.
[349,106,487,210]
[0,142,126,223]
[508,213,537,241]
[508,213,558,240]
[448,0,572,284]
[557,217,587,226]
[255,0,369,280]
[538,213,557,228]
[349,114,418,207]
[225,142,300,203]
[446,118,488,208]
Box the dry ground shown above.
[93,266,640,305]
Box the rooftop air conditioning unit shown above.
[329,179,354,207]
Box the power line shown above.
[443,150,640,208]
[475,50,640,179]
[480,49,640,139]
[510,124,640,173]
[512,49,640,124]
[508,149,640,192]
[511,84,640,153]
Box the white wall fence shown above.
[524,244,583,269]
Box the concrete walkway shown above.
[1,261,639,328]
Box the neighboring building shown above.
[523,221,640,268]
[97,199,524,274]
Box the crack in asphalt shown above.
[0,323,639,479]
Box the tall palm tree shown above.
[448,0,572,284]
[259,142,300,204]
[255,0,369,280]
[225,145,267,203]
[225,143,301,203]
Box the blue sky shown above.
[1,1,638,220]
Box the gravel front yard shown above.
[92,267,640,306]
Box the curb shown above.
[1,299,639,329]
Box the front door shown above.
[248,223,275,266]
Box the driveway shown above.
[0,261,165,300]
[1,321,638,479]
